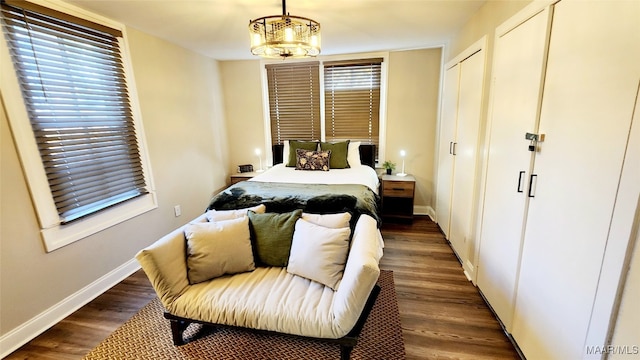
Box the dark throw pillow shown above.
[287,140,319,167]
[295,149,331,171]
[320,140,350,169]
[247,209,302,267]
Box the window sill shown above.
[41,193,157,252]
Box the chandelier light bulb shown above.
[284,27,294,42]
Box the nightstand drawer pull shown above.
[392,187,405,191]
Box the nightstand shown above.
[230,172,259,184]
[380,174,415,222]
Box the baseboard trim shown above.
[464,260,476,283]
[0,258,140,358]
[477,288,525,360]
[463,269,473,282]
[414,205,435,221]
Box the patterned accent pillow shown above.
[295,149,331,171]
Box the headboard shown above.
[272,144,376,168]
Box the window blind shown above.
[266,62,321,144]
[2,3,148,224]
[324,58,382,150]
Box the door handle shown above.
[452,142,457,156]
[528,174,537,198]
[517,171,525,193]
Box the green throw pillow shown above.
[248,209,302,266]
[287,140,318,166]
[320,140,350,169]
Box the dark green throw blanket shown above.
[207,181,381,227]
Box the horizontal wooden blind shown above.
[266,62,321,144]
[324,58,382,150]
[2,3,147,223]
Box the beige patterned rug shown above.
[84,270,405,359]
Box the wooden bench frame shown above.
[164,284,381,360]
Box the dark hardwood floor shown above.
[6,215,518,360]
[380,217,519,359]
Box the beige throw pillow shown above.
[184,216,255,284]
[287,219,351,290]
[205,204,266,222]
[301,212,352,229]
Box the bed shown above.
[207,143,382,228]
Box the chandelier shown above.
[249,0,321,59]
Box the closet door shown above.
[511,2,640,359]
[448,50,484,262]
[476,6,552,331]
[435,64,460,238]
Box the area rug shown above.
[84,270,405,360]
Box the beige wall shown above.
[448,0,532,62]
[219,60,266,175]
[386,48,442,212]
[0,27,228,337]
[220,49,443,212]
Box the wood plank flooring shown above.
[6,215,518,360]
[380,217,519,359]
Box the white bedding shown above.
[250,164,380,194]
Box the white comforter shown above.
[250,164,380,194]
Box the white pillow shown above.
[287,219,351,290]
[184,216,255,284]
[283,140,290,165]
[301,212,352,229]
[347,141,361,167]
[206,204,266,222]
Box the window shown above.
[266,62,321,143]
[324,59,382,148]
[1,1,156,251]
[263,55,387,160]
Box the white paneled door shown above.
[476,6,552,332]
[435,64,460,238]
[511,1,640,359]
[448,50,484,264]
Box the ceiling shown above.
[64,0,486,61]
